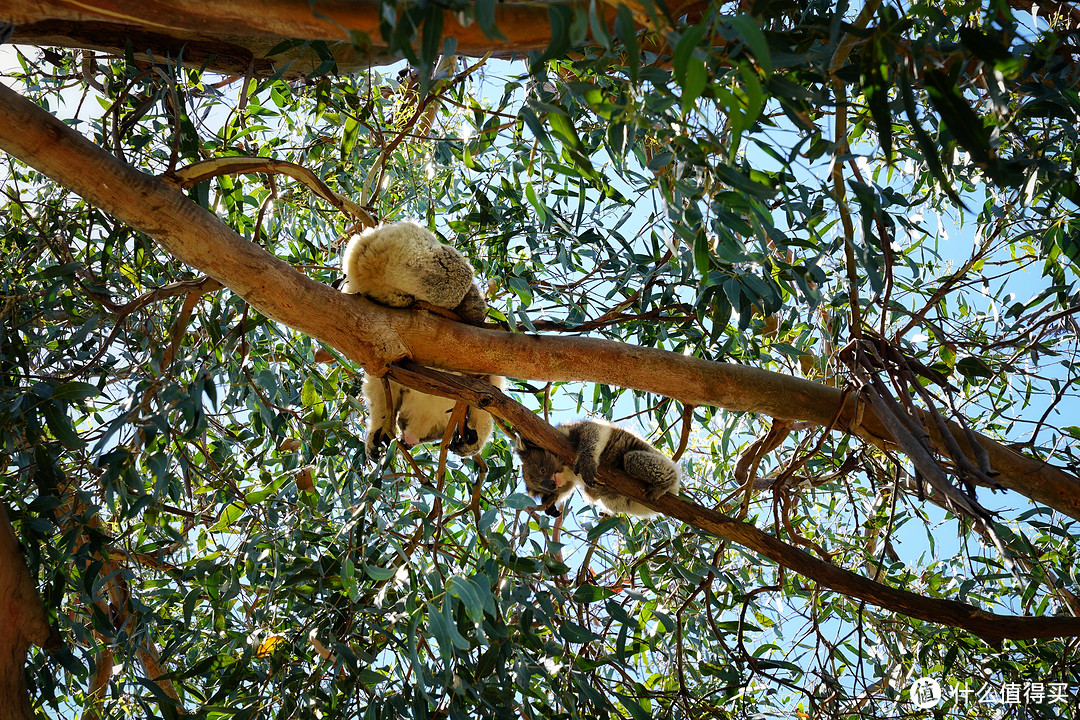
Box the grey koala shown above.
[516,419,681,516]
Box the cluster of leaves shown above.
[2,0,1080,718]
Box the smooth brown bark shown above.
[3,0,612,76]
[0,506,58,720]
[2,79,1080,644]
[3,0,550,76]
[5,0,708,77]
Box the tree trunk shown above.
[0,505,57,720]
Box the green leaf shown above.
[357,669,388,685]
[923,68,993,167]
[474,0,505,40]
[446,576,485,623]
[572,584,615,603]
[956,356,993,380]
[50,381,99,401]
[681,57,707,116]
[673,23,709,85]
[341,116,359,158]
[301,375,317,407]
[693,231,711,275]
[730,14,771,75]
[504,492,537,509]
[586,515,623,541]
[208,502,245,532]
[537,5,572,66]
[861,35,893,163]
[363,563,398,581]
[420,9,444,81]
[41,403,84,449]
[560,619,602,643]
[614,4,639,83]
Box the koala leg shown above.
[449,405,491,456]
[416,245,474,308]
[362,375,399,458]
[572,422,612,486]
[622,451,680,500]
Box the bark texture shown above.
[0,506,58,720]
[3,0,705,76]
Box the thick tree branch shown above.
[5,0,710,77]
[383,314,1080,522]
[4,0,549,54]
[1,78,1078,522]
[386,364,1080,642]
[0,505,60,720]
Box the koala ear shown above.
[513,434,529,453]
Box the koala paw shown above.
[575,457,598,486]
[449,425,480,455]
[644,483,669,500]
[365,427,392,460]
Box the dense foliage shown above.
[2,0,1079,718]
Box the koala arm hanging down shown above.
[341,220,502,457]
[516,419,681,517]
[362,373,506,458]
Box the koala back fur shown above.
[342,220,485,324]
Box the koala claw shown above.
[366,427,393,460]
[575,459,598,486]
[449,425,480,454]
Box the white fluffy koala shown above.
[341,221,502,458]
[342,220,487,326]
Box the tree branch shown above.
[1,77,1077,522]
[5,0,714,77]
[386,364,1080,642]
[0,505,60,720]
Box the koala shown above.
[362,372,506,457]
[516,419,681,517]
[340,220,502,457]
[342,220,487,326]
